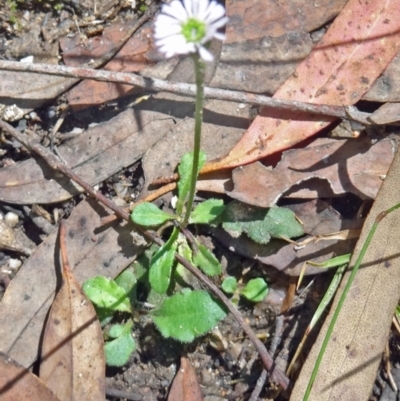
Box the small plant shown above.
[83,0,304,367]
[221,276,269,303]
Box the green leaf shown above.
[221,201,304,244]
[105,321,136,367]
[152,289,226,343]
[83,276,131,313]
[192,244,222,276]
[176,151,206,213]
[241,278,269,302]
[149,242,177,294]
[221,276,237,294]
[115,268,137,298]
[131,202,175,227]
[190,199,225,224]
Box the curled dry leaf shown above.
[228,136,394,207]
[167,357,204,401]
[40,221,105,401]
[0,352,61,401]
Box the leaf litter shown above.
[40,221,105,401]
[0,0,400,400]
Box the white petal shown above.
[196,0,209,19]
[198,45,214,62]
[154,15,182,38]
[154,25,182,40]
[213,31,226,41]
[205,3,226,23]
[163,0,189,22]
[183,0,194,17]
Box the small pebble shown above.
[5,212,19,227]
[20,55,34,63]
[8,258,22,269]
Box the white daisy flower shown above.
[154,0,228,62]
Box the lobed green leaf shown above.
[152,289,226,343]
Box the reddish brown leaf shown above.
[225,0,346,43]
[228,136,394,207]
[61,22,155,110]
[0,352,61,401]
[39,221,105,401]
[167,357,204,401]
[202,0,400,174]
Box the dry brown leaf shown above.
[0,108,175,205]
[227,136,394,207]
[290,137,400,401]
[212,199,363,276]
[167,357,204,401]
[369,102,400,125]
[0,199,145,368]
[225,0,346,42]
[62,22,155,110]
[212,0,348,94]
[202,0,400,174]
[40,221,105,401]
[141,99,250,199]
[364,53,400,102]
[0,352,61,401]
[0,25,68,118]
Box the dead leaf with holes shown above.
[40,221,105,400]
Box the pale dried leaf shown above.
[0,108,174,204]
[40,223,105,400]
[0,352,61,401]
[290,144,400,400]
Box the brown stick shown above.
[0,119,290,389]
[0,59,372,124]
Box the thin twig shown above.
[0,59,372,124]
[248,315,285,401]
[0,119,290,390]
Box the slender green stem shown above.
[303,203,400,400]
[181,55,205,227]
